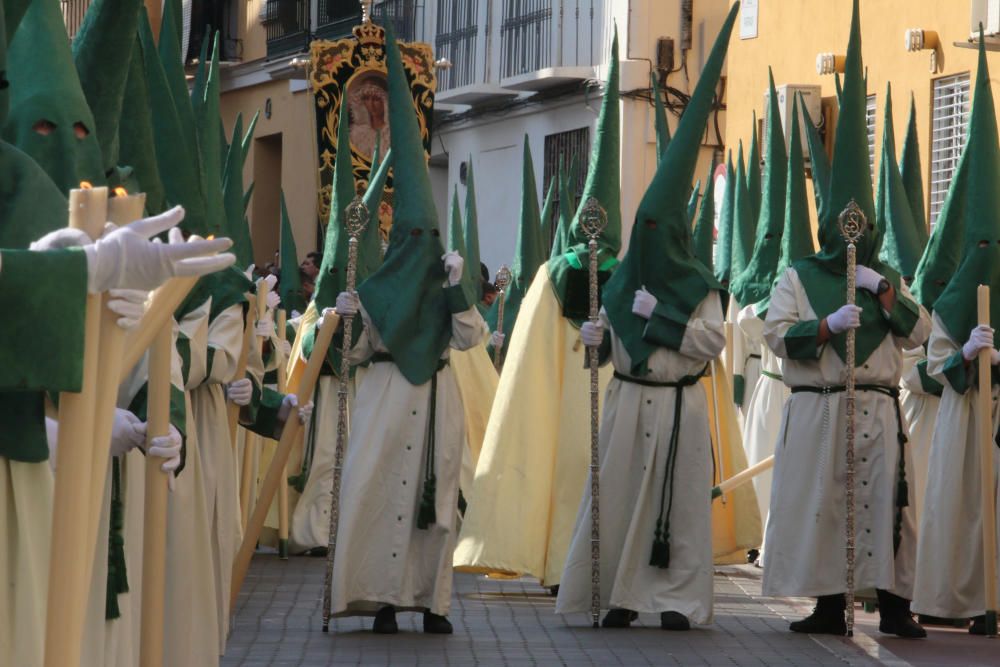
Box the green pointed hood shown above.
[312,97,356,312]
[746,113,762,223]
[539,175,556,253]
[793,0,897,366]
[714,152,736,286]
[158,0,197,167]
[602,3,736,373]
[192,32,226,239]
[4,0,105,192]
[651,70,671,160]
[118,31,164,213]
[804,100,831,222]
[223,112,255,268]
[0,0,67,249]
[278,191,306,314]
[356,26,457,386]
[4,0,28,41]
[546,27,622,322]
[487,135,547,335]
[548,160,574,260]
[359,142,392,281]
[686,180,701,227]
[692,163,717,270]
[900,94,928,245]
[71,0,141,176]
[876,84,925,283]
[138,9,207,235]
[448,184,479,305]
[729,143,757,288]
[463,157,483,300]
[932,29,1000,342]
[732,69,788,307]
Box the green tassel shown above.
[287,472,307,494]
[105,563,121,620]
[649,524,670,568]
[105,460,128,620]
[896,478,909,508]
[417,475,437,530]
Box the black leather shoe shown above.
[660,611,691,631]
[373,606,398,634]
[423,612,453,634]
[789,594,846,636]
[970,615,987,635]
[876,589,926,639]
[601,609,638,628]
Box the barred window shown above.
[866,94,877,175]
[929,72,971,227]
[542,127,590,245]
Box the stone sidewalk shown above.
[223,555,910,666]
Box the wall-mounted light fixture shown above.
[905,28,941,72]
[815,53,846,76]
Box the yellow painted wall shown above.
[725,0,994,233]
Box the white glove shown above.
[317,306,336,331]
[335,291,359,317]
[107,289,148,329]
[442,251,465,286]
[826,304,862,334]
[30,227,92,250]
[277,393,314,425]
[855,265,885,294]
[142,424,182,491]
[962,324,995,361]
[244,264,256,280]
[82,207,236,293]
[291,310,302,320]
[110,409,146,457]
[580,320,604,347]
[280,339,292,358]
[226,378,253,406]
[255,313,274,338]
[490,331,506,349]
[266,289,281,312]
[632,287,657,320]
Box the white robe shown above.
[898,345,940,523]
[912,314,1000,618]
[761,268,930,599]
[737,304,788,534]
[556,294,725,624]
[731,298,759,417]
[330,301,486,617]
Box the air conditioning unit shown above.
[762,84,822,163]
[971,0,1000,39]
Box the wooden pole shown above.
[138,325,173,667]
[230,314,338,612]
[240,283,269,529]
[712,455,775,500]
[121,277,199,380]
[228,297,256,452]
[44,186,108,667]
[977,284,998,637]
[276,309,290,560]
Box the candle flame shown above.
[113,187,128,197]
[80,181,93,189]
[206,235,215,241]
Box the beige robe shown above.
[449,339,498,500]
[912,314,1000,618]
[761,268,930,599]
[454,265,612,585]
[556,294,725,623]
[330,301,486,617]
[898,345,940,523]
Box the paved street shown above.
[223,554,998,666]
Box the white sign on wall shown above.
[740,0,759,40]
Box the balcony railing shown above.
[501,0,552,79]
[373,0,425,43]
[263,0,311,58]
[435,0,479,90]
[314,0,362,41]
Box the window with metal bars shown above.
[372,0,424,42]
[315,0,363,41]
[435,0,479,90]
[500,0,552,79]
[61,0,91,39]
[262,0,312,57]
[866,94,877,175]
[929,72,970,227]
[542,127,590,245]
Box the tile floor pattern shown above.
[224,555,891,666]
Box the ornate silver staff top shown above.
[579,196,609,242]
[494,265,512,294]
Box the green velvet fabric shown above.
[900,94,928,244]
[278,191,306,314]
[118,32,165,214]
[463,158,483,301]
[714,153,736,287]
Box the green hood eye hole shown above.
[644,219,657,229]
[430,228,440,237]
[32,119,57,135]
[764,233,775,240]
[979,240,990,248]
[73,122,90,139]
[410,228,423,237]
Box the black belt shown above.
[613,370,704,389]
[790,383,909,553]
[749,353,762,360]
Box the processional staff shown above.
[493,265,512,371]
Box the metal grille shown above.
[435,0,479,90]
[315,0,362,40]
[542,127,591,244]
[61,0,91,39]
[929,72,971,227]
[373,0,424,42]
[262,0,311,57]
[500,0,552,78]
[866,94,877,175]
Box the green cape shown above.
[791,0,900,366]
[356,26,465,386]
[731,70,787,308]
[278,191,306,314]
[714,152,736,286]
[545,29,622,324]
[602,3,736,374]
[932,30,1000,343]
[900,94,928,245]
[729,142,757,289]
[692,163,716,270]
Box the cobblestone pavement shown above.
[223,554,921,666]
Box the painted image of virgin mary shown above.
[347,75,391,159]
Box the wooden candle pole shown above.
[276,309,290,559]
[121,277,199,380]
[139,324,173,667]
[240,282,269,529]
[228,292,257,452]
[230,314,339,612]
[712,455,775,500]
[44,185,109,667]
[977,285,998,637]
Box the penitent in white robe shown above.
[761,268,930,599]
[912,314,1000,619]
[898,345,940,523]
[737,304,788,535]
[730,298,760,418]
[556,293,725,624]
[330,301,486,617]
